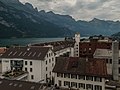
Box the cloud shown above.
[19,0,120,21]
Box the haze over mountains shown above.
[0,0,120,38]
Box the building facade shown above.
[53,57,108,90]
[0,46,55,83]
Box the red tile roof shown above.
[79,42,112,58]
[0,47,7,54]
[53,57,108,77]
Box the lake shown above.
[0,38,64,46]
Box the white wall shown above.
[54,73,105,90]
[44,49,55,82]
[2,59,11,73]
[55,47,71,57]
[23,59,42,82]
[70,47,74,57]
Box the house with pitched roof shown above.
[0,46,55,83]
[53,57,108,90]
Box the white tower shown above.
[112,40,119,81]
[75,33,80,43]
[74,33,80,57]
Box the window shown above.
[57,73,60,77]
[46,74,47,78]
[71,74,77,79]
[71,82,77,88]
[94,77,102,82]
[76,54,78,56]
[49,72,51,75]
[79,83,85,89]
[119,67,120,74]
[86,76,93,81]
[49,59,51,63]
[30,61,32,65]
[31,75,34,79]
[64,74,70,78]
[106,59,108,63]
[76,47,78,49]
[61,73,63,77]
[89,44,91,46]
[46,61,47,65]
[86,84,93,90]
[110,59,112,64]
[119,59,120,64]
[46,67,47,71]
[64,81,70,87]
[78,75,85,80]
[25,61,27,65]
[30,68,32,72]
[47,54,48,58]
[58,80,61,86]
[94,85,102,90]
[25,67,27,71]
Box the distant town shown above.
[0,33,120,90]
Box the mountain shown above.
[0,0,74,38]
[0,0,120,38]
[38,11,120,36]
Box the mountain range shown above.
[0,0,120,38]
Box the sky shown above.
[19,0,120,21]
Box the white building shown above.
[0,46,55,83]
[53,57,108,90]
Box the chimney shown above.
[112,40,119,80]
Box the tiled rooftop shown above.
[0,46,50,60]
[0,79,41,90]
[32,41,74,52]
[53,57,108,77]
[79,42,112,58]
[0,79,77,90]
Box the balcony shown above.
[2,70,28,80]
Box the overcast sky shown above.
[19,0,120,21]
